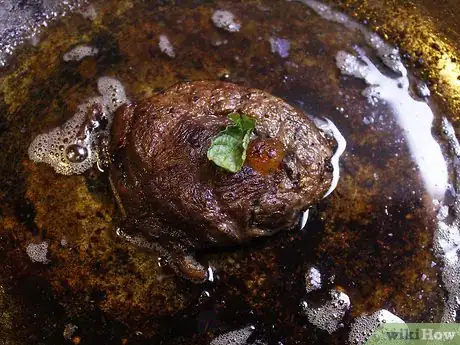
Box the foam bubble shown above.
[348,309,405,345]
[0,0,83,66]
[301,289,350,334]
[63,45,99,62]
[441,118,460,158]
[335,51,369,80]
[305,266,322,293]
[435,118,460,322]
[210,326,266,345]
[26,241,49,263]
[211,10,241,33]
[269,37,291,58]
[159,34,175,58]
[28,77,129,175]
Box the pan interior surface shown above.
[0,0,459,344]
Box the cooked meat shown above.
[109,80,334,281]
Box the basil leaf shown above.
[207,113,256,173]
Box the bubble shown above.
[26,241,49,263]
[302,289,351,334]
[335,51,370,79]
[65,144,88,163]
[431,119,460,321]
[0,0,83,67]
[28,77,129,175]
[158,34,175,58]
[269,37,291,58]
[210,326,266,345]
[348,310,405,345]
[305,266,322,293]
[63,45,99,62]
[211,10,241,33]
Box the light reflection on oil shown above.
[325,0,460,120]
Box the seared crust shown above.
[110,81,333,276]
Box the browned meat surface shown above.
[110,81,334,281]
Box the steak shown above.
[109,80,334,281]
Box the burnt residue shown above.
[0,0,455,344]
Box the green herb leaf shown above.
[207,113,256,173]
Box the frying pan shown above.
[0,0,459,344]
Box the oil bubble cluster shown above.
[435,118,460,322]
[301,289,350,334]
[63,44,99,62]
[0,0,84,66]
[210,326,266,345]
[26,241,49,263]
[305,266,322,293]
[348,309,405,345]
[28,77,129,175]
